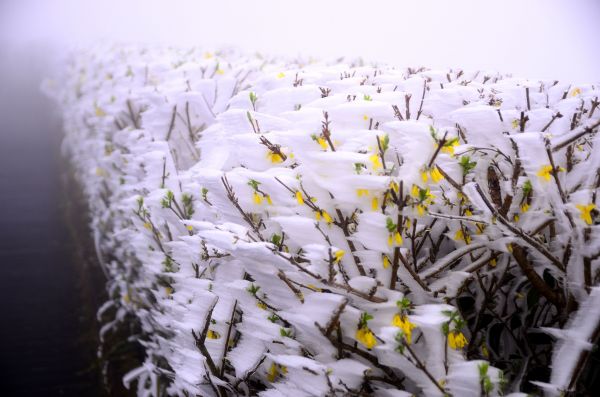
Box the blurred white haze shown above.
[0,0,599,142]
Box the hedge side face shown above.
[48,45,600,397]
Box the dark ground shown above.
[0,48,107,396]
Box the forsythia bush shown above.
[47,45,600,396]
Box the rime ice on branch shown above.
[47,45,600,396]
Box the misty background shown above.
[1,0,599,145]
[0,1,598,394]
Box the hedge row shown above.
[48,45,600,396]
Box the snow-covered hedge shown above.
[47,45,600,396]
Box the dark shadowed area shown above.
[0,45,106,396]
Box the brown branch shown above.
[473,183,565,271]
[220,300,238,377]
[512,245,562,307]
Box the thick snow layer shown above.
[47,44,600,396]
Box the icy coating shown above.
[47,45,600,396]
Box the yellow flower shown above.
[333,249,345,263]
[295,191,304,205]
[383,255,390,269]
[216,68,225,75]
[454,229,471,244]
[511,119,519,129]
[489,258,497,267]
[537,165,553,181]
[411,184,420,198]
[417,204,426,216]
[315,210,333,223]
[537,165,565,181]
[317,137,328,150]
[356,189,369,197]
[186,225,194,232]
[277,72,285,79]
[576,203,596,225]
[265,195,273,205]
[143,222,152,230]
[394,231,403,245]
[363,115,369,121]
[424,188,435,202]
[422,167,444,183]
[356,327,377,349]
[481,344,490,358]
[95,106,106,117]
[441,139,459,155]
[387,231,403,246]
[392,314,416,344]
[369,154,382,170]
[514,214,520,222]
[206,330,221,339]
[165,287,173,296]
[390,181,399,193]
[257,302,267,310]
[253,191,263,205]
[267,363,279,382]
[465,209,473,217]
[521,203,530,213]
[371,197,379,211]
[476,223,486,234]
[267,151,284,163]
[571,87,581,97]
[430,167,444,183]
[448,331,468,349]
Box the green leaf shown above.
[523,180,533,195]
[354,163,366,174]
[359,312,374,328]
[280,328,292,337]
[268,313,280,323]
[483,376,494,394]
[381,134,390,152]
[136,196,144,211]
[247,284,260,295]
[441,322,450,336]
[396,297,411,310]
[459,155,477,174]
[478,362,489,377]
[270,234,282,246]
[429,125,438,139]
[247,179,261,190]
[386,217,397,233]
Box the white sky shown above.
[1,0,599,82]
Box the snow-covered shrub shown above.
[47,44,600,396]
